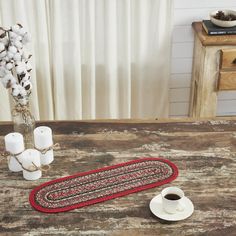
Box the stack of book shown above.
[202,20,236,35]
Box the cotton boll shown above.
[4,56,10,62]
[14,40,23,49]
[20,71,29,80]
[22,33,31,44]
[18,85,27,97]
[12,84,21,97]
[9,75,17,86]
[0,60,6,66]
[0,42,5,51]
[26,61,32,72]
[9,31,17,38]
[5,62,13,70]
[18,27,26,36]
[11,83,19,91]
[0,66,7,77]
[0,37,9,46]
[16,35,22,42]
[16,62,26,74]
[1,73,16,88]
[0,65,4,72]
[21,72,31,82]
[22,51,30,60]
[7,51,14,59]
[0,50,7,58]
[17,61,26,69]
[0,30,6,39]
[6,73,16,82]
[22,51,28,60]
[13,52,21,62]
[12,84,27,99]
[0,70,6,78]
[17,49,23,56]
[18,73,26,82]
[11,24,21,33]
[8,45,17,54]
[9,31,17,41]
[20,79,32,91]
[11,83,18,89]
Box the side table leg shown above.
[189,36,218,118]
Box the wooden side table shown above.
[190,22,236,117]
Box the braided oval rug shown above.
[29,158,178,213]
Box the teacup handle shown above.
[177,199,185,212]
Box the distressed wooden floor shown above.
[0,119,236,236]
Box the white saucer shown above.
[149,194,194,221]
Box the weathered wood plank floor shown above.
[0,119,236,236]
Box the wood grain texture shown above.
[218,71,236,90]
[189,35,219,117]
[192,22,236,46]
[220,49,236,70]
[1,120,236,235]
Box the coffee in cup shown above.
[161,187,185,214]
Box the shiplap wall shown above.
[170,0,236,117]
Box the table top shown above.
[1,119,236,236]
[192,22,236,46]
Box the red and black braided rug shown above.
[29,158,178,213]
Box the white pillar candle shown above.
[4,132,25,172]
[22,149,42,181]
[34,126,54,165]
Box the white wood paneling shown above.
[217,100,236,115]
[174,0,236,9]
[172,26,194,43]
[174,8,221,26]
[171,58,193,74]
[218,91,236,100]
[172,42,194,58]
[170,74,191,88]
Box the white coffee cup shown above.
[161,187,185,214]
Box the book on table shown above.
[202,20,236,35]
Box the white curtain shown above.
[0,0,172,121]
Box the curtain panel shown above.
[0,0,172,120]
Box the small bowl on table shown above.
[210,10,236,27]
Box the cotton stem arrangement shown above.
[0,23,32,105]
